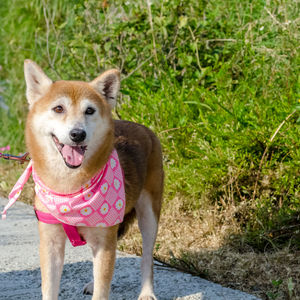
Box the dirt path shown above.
[0,197,260,300]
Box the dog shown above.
[23,60,164,300]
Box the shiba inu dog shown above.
[24,60,164,300]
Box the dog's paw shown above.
[83,281,94,295]
[138,295,157,300]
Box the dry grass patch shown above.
[120,196,300,300]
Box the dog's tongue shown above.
[61,145,84,167]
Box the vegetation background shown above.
[0,0,299,299]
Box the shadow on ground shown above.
[0,258,207,300]
[0,198,259,300]
[169,243,300,300]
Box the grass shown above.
[0,0,299,299]
[120,212,300,299]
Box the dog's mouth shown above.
[52,134,87,169]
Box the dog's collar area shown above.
[1,149,125,229]
[35,209,87,247]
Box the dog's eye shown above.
[53,106,64,114]
[85,107,95,115]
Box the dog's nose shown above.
[70,128,86,143]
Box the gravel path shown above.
[0,197,260,300]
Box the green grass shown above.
[0,0,299,252]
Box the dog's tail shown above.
[117,208,136,239]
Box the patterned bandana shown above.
[1,149,126,227]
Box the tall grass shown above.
[0,0,299,250]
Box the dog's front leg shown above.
[38,222,66,300]
[81,226,118,300]
[92,226,118,300]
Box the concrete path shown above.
[0,197,260,300]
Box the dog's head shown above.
[24,60,120,179]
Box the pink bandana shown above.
[1,149,126,228]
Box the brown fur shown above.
[24,60,163,300]
[114,120,164,236]
[114,120,163,217]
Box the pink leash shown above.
[35,210,86,247]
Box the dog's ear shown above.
[24,60,52,106]
[89,69,120,109]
